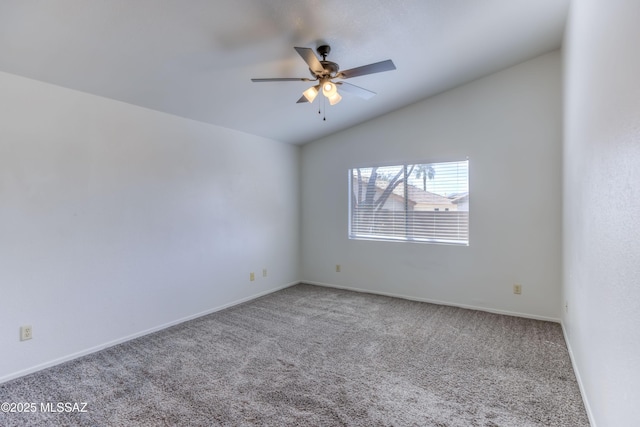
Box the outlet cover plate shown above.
[20,325,32,341]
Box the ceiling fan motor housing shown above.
[318,61,339,78]
[311,44,339,78]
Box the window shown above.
[349,160,469,245]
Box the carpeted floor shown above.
[0,284,589,426]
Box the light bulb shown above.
[322,81,337,98]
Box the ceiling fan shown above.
[251,45,396,106]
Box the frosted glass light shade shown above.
[302,85,319,103]
[328,92,342,105]
[322,81,338,97]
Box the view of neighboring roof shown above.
[353,176,463,206]
[449,193,469,205]
[396,182,454,205]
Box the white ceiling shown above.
[0,0,569,145]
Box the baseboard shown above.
[561,321,596,427]
[303,281,561,323]
[0,281,299,385]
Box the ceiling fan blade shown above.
[251,77,312,82]
[338,59,396,79]
[296,95,309,104]
[294,47,324,74]
[337,82,376,100]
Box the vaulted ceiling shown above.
[0,0,569,144]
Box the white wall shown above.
[301,51,562,320]
[563,1,640,425]
[0,72,300,382]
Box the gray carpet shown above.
[0,284,589,426]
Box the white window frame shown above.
[348,159,469,245]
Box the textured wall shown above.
[301,51,563,320]
[0,72,300,382]
[563,1,640,425]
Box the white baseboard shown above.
[561,321,596,427]
[303,281,561,323]
[0,281,299,385]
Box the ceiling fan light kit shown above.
[251,44,396,111]
[321,79,342,105]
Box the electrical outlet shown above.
[250,272,255,281]
[20,325,32,341]
[262,268,267,278]
[513,284,522,295]
[336,264,341,273]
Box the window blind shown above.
[349,160,469,245]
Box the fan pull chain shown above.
[323,96,326,121]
